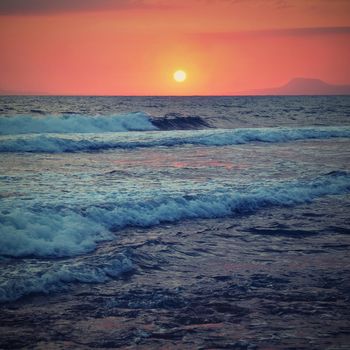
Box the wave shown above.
[0,126,349,152]
[0,253,133,303]
[0,112,157,135]
[1,171,349,259]
[151,114,211,130]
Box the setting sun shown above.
[173,70,187,83]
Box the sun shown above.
[173,70,187,83]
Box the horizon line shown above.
[1,94,350,97]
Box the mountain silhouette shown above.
[244,78,350,95]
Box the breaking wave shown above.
[0,126,349,152]
[0,253,133,303]
[0,112,157,135]
[1,171,349,259]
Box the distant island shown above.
[243,78,350,95]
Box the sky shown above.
[0,0,350,95]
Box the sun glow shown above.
[173,70,187,82]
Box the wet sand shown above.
[1,196,350,349]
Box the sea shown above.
[0,95,350,349]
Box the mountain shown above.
[244,78,350,95]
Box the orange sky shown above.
[0,0,349,95]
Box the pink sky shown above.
[0,0,349,95]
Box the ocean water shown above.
[1,96,350,349]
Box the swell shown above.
[0,253,133,303]
[0,113,211,135]
[150,114,212,130]
[1,171,349,259]
[0,126,349,152]
[0,112,157,135]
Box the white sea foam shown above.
[0,126,349,152]
[0,112,157,135]
[0,172,349,259]
[0,254,133,302]
[0,207,110,257]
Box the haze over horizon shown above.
[1,77,350,96]
[1,0,350,95]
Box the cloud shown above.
[0,0,158,16]
[194,26,350,41]
[266,26,350,36]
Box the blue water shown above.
[0,96,350,303]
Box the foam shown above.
[0,126,349,152]
[0,112,157,135]
[0,207,111,257]
[0,254,133,302]
[1,172,349,259]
